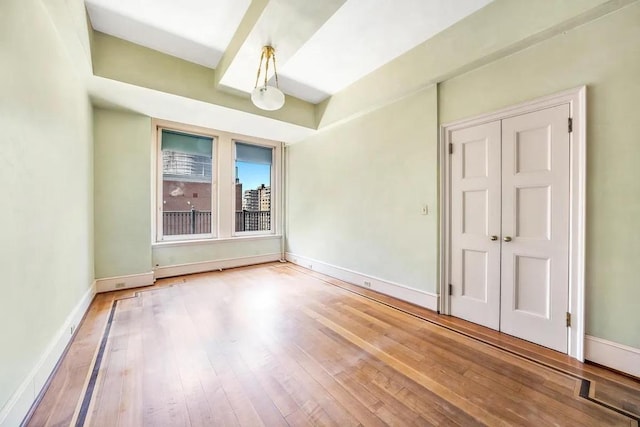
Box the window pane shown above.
[161,130,213,237]
[236,142,272,165]
[162,129,212,157]
[235,143,272,232]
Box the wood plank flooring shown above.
[26,263,640,426]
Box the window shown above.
[158,129,215,241]
[153,120,281,243]
[234,142,273,233]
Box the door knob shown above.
[490,235,498,241]
[503,236,512,242]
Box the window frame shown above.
[232,139,277,237]
[154,124,218,243]
[151,119,282,245]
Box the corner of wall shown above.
[0,283,96,427]
[286,253,438,311]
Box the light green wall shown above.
[93,108,283,276]
[290,2,640,349]
[153,238,281,267]
[94,108,152,278]
[439,3,640,348]
[41,0,93,76]
[287,86,439,293]
[0,0,93,413]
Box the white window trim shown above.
[232,138,280,237]
[151,234,283,248]
[151,119,282,244]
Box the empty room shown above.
[2,0,640,425]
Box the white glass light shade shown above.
[251,86,285,111]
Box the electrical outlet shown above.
[115,282,125,289]
[363,281,372,288]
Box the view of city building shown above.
[260,185,271,212]
[235,142,272,232]
[241,184,270,212]
[161,134,273,235]
[237,183,271,232]
[162,149,212,236]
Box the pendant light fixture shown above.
[251,45,285,111]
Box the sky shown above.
[236,161,271,190]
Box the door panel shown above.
[514,255,550,317]
[500,104,570,353]
[462,249,489,301]
[516,186,550,239]
[463,190,488,234]
[450,121,501,330]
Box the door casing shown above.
[439,86,587,361]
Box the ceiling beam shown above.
[213,0,270,90]
[216,0,347,95]
[89,76,317,143]
[92,32,317,129]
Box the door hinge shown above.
[449,143,453,154]
[568,117,573,133]
[448,284,453,296]
[566,312,571,327]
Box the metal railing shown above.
[235,211,271,232]
[163,210,211,235]
[162,210,271,235]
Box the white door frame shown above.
[439,86,587,361]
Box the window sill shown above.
[152,234,282,248]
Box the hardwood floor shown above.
[26,263,640,426]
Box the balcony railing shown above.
[163,210,211,235]
[162,210,271,235]
[235,210,271,232]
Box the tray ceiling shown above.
[86,0,493,103]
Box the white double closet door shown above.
[450,104,570,353]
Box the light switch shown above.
[421,205,428,215]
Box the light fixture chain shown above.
[264,48,270,88]
[272,50,279,88]
[254,50,265,89]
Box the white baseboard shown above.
[154,253,282,279]
[0,282,96,427]
[285,252,438,311]
[585,335,640,378]
[95,271,155,293]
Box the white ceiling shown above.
[278,0,493,102]
[85,0,251,68]
[86,0,493,104]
